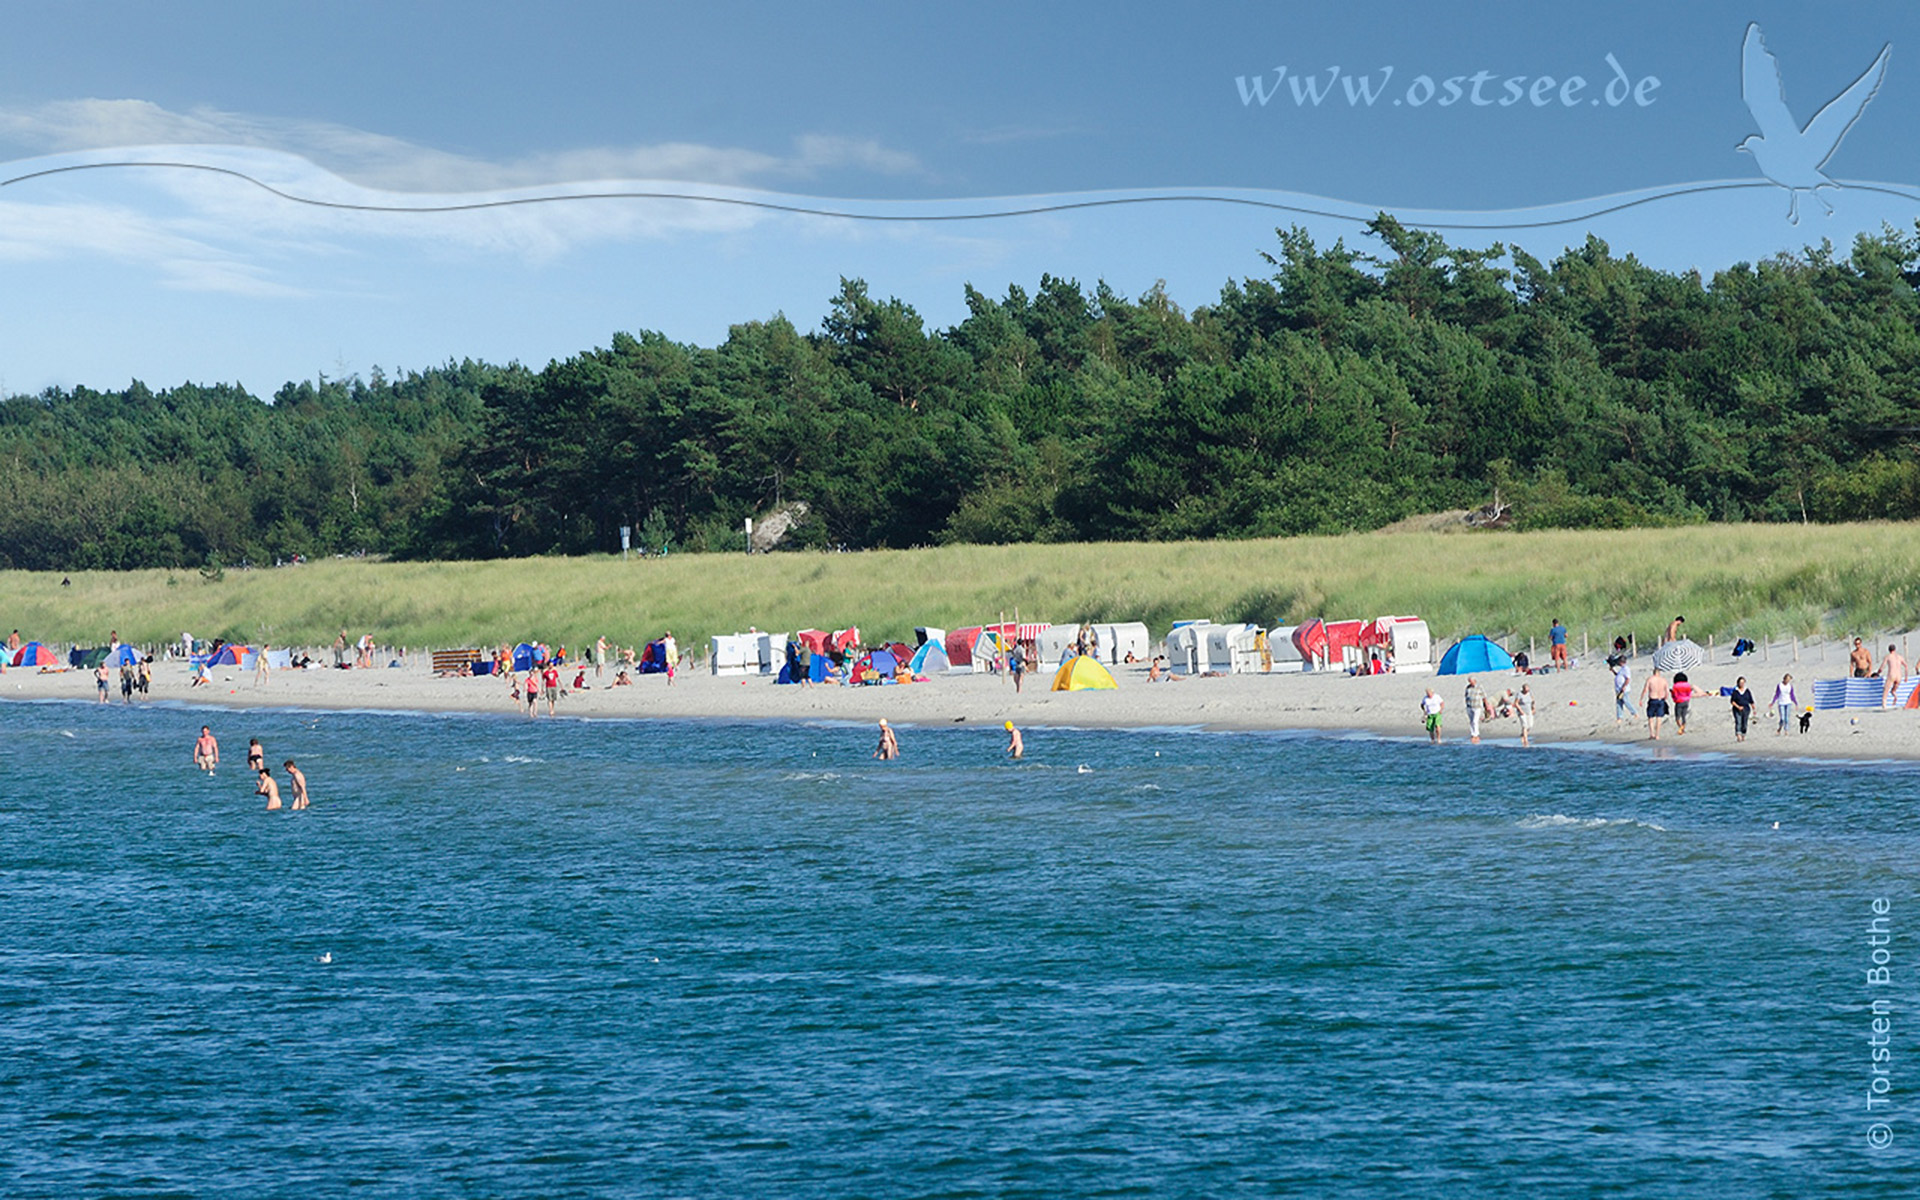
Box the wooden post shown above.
[1708,634,1714,664]
[1529,635,1536,663]
[1793,636,1799,662]
[1630,632,1637,659]
[1582,631,1589,659]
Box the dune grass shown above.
[5,523,1916,654]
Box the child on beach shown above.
[1670,672,1694,735]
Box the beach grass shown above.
[5,523,1914,654]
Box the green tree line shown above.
[4,216,1919,570]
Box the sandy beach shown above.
[6,641,1916,765]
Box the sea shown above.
[1,699,1915,1198]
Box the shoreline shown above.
[6,651,1915,766]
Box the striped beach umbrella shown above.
[1652,638,1707,673]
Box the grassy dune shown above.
[5,523,1916,653]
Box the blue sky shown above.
[1,1,1916,394]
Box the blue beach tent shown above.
[510,643,538,672]
[1437,635,1515,675]
[907,640,949,674]
[777,654,829,685]
[108,644,140,667]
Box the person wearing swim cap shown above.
[1005,721,1023,759]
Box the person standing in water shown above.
[193,726,220,772]
[284,760,310,810]
[257,766,282,811]
[1005,721,1023,759]
[246,738,265,773]
[1420,689,1444,744]
[874,718,899,760]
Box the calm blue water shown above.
[1,700,1915,1198]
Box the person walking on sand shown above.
[1880,644,1908,708]
[94,662,110,703]
[257,766,282,811]
[1770,673,1799,736]
[874,718,899,760]
[1011,642,1026,693]
[1517,683,1536,747]
[1549,619,1569,669]
[1612,658,1632,725]
[1730,677,1755,743]
[542,661,561,716]
[1663,616,1686,644]
[284,760,309,810]
[1420,688,1444,744]
[524,669,539,718]
[594,636,608,680]
[1639,669,1670,740]
[193,726,219,772]
[1463,676,1485,744]
[1005,721,1023,759]
[255,642,271,687]
[1670,672,1694,735]
[334,630,349,668]
[119,660,135,704]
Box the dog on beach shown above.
[1797,709,1813,734]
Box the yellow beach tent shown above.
[1051,655,1118,691]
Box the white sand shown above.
[7,645,1914,765]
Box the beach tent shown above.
[1052,655,1118,691]
[1436,635,1515,675]
[74,646,109,668]
[777,652,830,684]
[852,647,901,684]
[945,626,983,671]
[11,641,57,667]
[914,627,946,649]
[642,640,674,674]
[511,643,538,672]
[207,643,248,667]
[1651,638,1707,673]
[831,628,862,654]
[108,644,141,667]
[907,640,950,674]
[795,629,832,657]
[969,628,1011,671]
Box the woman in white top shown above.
[1771,673,1798,736]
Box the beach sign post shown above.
[620,525,631,560]
[744,517,753,555]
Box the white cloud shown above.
[0,99,922,192]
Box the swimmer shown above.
[284,760,309,810]
[247,738,265,773]
[1005,721,1023,759]
[193,725,220,772]
[257,767,282,811]
[873,718,900,760]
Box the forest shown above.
[3,214,1918,570]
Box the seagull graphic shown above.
[1738,23,1891,223]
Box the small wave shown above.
[780,771,842,782]
[1518,813,1667,833]
[502,755,544,764]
